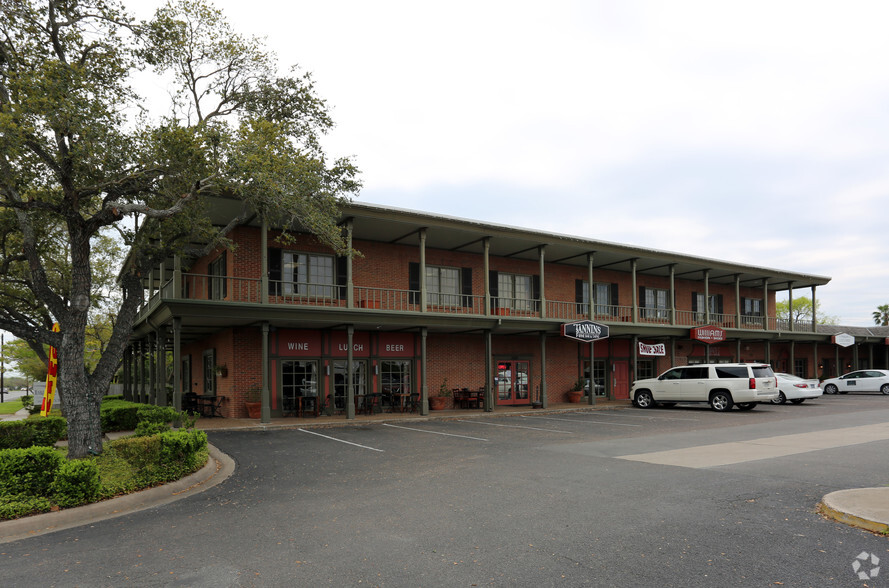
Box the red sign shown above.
[329,331,370,357]
[690,326,726,344]
[276,330,322,357]
[378,333,415,357]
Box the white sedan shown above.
[771,373,822,404]
[821,369,889,395]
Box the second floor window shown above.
[426,266,461,306]
[693,292,723,321]
[283,252,335,298]
[498,272,533,311]
[208,252,227,301]
[577,281,618,316]
[640,287,669,320]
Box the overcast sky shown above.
[138,1,889,326]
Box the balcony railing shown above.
[136,273,816,332]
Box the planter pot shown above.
[567,391,583,403]
[429,396,448,410]
[245,401,262,419]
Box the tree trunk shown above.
[64,389,104,459]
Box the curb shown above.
[0,443,235,544]
[819,488,889,535]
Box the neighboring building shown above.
[124,199,889,419]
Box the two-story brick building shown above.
[123,199,889,420]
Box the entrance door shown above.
[332,360,367,411]
[495,360,530,405]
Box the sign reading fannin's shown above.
[562,320,610,342]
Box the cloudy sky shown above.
[139,1,886,326]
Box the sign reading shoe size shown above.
[562,320,610,342]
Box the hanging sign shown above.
[40,323,60,416]
[690,326,726,344]
[833,333,855,348]
[638,342,666,356]
[562,320,609,342]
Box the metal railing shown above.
[137,273,807,332]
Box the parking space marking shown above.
[618,422,889,468]
[298,428,385,452]
[520,415,641,427]
[458,419,574,434]
[383,423,488,441]
[590,411,700,421]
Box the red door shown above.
[495,360,530,405]
[613,361,629,400]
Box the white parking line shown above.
[520,415,641,427]
[298,428,385,452]
[457,419,574,434]
[383,423,488,441]
[586,411,699,422]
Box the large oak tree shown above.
[0,0,360,458]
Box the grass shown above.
[0,399,25,415]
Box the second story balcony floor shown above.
[138,271,824,334]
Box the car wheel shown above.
[770,392,786,405]
[881,384,889,395]
[709,391,734,412]
[634,390,655,408]
[824,384,838,395]
[736,402,756,411]
[790,399,805,404]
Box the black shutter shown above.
[489,270,499,310]
[638,286,647,308]
[691,291,698,312]
[461,267,473,308]
[532,275,541,312]
[221,250,228,298]
[610,283,619,316]
[717,294,724,315]
[268,248,282,296]
[408,262,420,304]
[336,256,348,300]
[575,279,585,315]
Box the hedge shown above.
[108,429,207,485]
[0,417,68,449]
[0,446,64,496]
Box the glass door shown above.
[495,360,530,405]
[332,360,367,411]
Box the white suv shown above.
[631,363,778,411]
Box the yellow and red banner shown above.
[40,323,60,416]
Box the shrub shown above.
[0,417,67,449]
[0,446,64,496]
[0,494,53,519]
[108,429,207,485]
[0,421,34,450]
[102,394,124,401]
[159,429,208,475]
[50,460,101,508]
[100,399,142,432]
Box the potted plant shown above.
[567,378,585,403]
[245,386,262,419]
[429,378,451,410]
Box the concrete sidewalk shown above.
[820,488,889,534]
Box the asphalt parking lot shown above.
[2,394,889,587]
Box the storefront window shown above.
[282,360,318,413]
[332,360,367,410]
[582,359,606,397]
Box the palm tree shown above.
[874,304,889,326]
